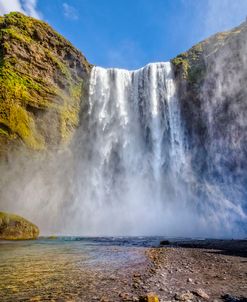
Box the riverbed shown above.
[0,238,246,301]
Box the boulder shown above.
[0,211,39,240]
[193,289,209,300]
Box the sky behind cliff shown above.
[0,0,247,69]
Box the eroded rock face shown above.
[172,21,247,177]
[0,211,39,240]
[0,12,92,157]
[172,21,247,228]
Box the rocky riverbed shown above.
[142,240,247,302]
[0,238,246,301]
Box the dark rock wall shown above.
[172,21,247,218]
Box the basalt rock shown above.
[172,20,247,216]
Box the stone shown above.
[192,289,209,300]
[175,292,194,301]
[0,211,39,240]
[139,292,159,302]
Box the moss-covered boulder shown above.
[0,12,92,157]
[0,211,39,240]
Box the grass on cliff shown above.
[172,43,206,85]
[0,12,87,151]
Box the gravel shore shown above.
[134,240,247,302]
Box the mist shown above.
[0,54,246,238]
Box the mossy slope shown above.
[0,211,39,240]
[0,12,92,157]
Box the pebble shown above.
[175,292,194,301]
[192,289,209,300]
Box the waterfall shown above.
[2,62,245,236]
[74,62,188,235]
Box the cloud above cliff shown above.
[203,0,247,36]
[0,0,41,19]
[62,3,78,20]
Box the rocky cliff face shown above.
[0,12,92,157]
[0,13,246,234]
[172,21,247,219]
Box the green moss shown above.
[45,50,71,79]
[0,62,57,103]
[2,27,32,43]
[0,12,90,153]
[172,42,205,84]
[172,55,190,79]
[59,98,80,142]
[0,65,49,148]
[0,103,45,149]
[0,211,39,240]
[70,81,83,100]
[0,128,9,136]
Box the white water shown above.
[1,62,245,236]
[72,62,191,235]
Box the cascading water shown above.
[73,62,190,235]
[1,61,245,236]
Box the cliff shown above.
[0,12,92,157]
[172,21,247,201]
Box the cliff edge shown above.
[0,12,92,157]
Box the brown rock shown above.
[139,293,159,302]
[192,289,209,300]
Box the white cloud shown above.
[0,0,41,19]
[22,0,41,19]
[203,0,247,37]
[63,3,78,20]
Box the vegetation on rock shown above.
[0,211,39,240]
[0,12,92,157]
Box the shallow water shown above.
[0,237,165,301]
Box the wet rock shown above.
[192,289,209,300]
[160,240,170,246]
[221,294,246,302]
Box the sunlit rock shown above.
[0,211,39,240]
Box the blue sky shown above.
[1,0,247,69]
